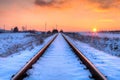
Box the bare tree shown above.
[13,26,19,32]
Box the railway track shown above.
[12,33,107,80]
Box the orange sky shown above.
[0,0,120,32]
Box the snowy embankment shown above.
[66,35,120,80]
[0,32,44,57]
[0,33,55,80]
[67,32,120,56]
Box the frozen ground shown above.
[0,32,44,57]
[67,32,120,56]
[0,34,55,80]
[79,32,120,38]
[0,32,120,80]
[24,34,91,80]
[66,35,120,80]
[0,33,30,54]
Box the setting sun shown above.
[92,28,97,32]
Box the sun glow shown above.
[92,28,97,32]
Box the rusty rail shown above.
[12,34,58,80]
[62,34,107,80]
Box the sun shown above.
[92,28,97,32]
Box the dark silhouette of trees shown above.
[47,31,51,34]
[52,29,58,34]
[13,26,19,32]
[60,29,63,33]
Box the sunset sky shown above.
[0,0,120,32]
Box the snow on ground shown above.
[67,32,120,56]
[0,32,43,56]
[66,35,120,80]
[24,34,91,80]
[0,34,55,80]
[0,33,30,52]
[79,32,120,38]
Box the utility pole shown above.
[56,24,58,30]
[25,25,27,31]
[3,24,5,30]
[45,22,47,32]
[3,24,5,31]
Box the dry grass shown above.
[0,32,53,57]
[65,32,120,57]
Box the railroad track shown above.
[12,33,107,80]
[62,34,107,80]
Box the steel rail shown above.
[62,34,107,80]
[12,34,58,80]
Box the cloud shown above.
[34,0,120,10]
[0,0,34,10]
[87,0,120,9]
[34,0,68,8]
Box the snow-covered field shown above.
[0,32,55,80]
[80,32,120,38]
[0,32,120,80]
[66,34,120,80]
[0,32,44,57]
[24,34,91,80]
[66,32,120,56]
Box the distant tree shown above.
[47,31,51,34]
[52,29,58,34]
[60,29,63,33]
[27,30,36,33]
[13,26,19,32]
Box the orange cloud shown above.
[33,0,120,9]
[34,0,72,8]
[85,0,120,11]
